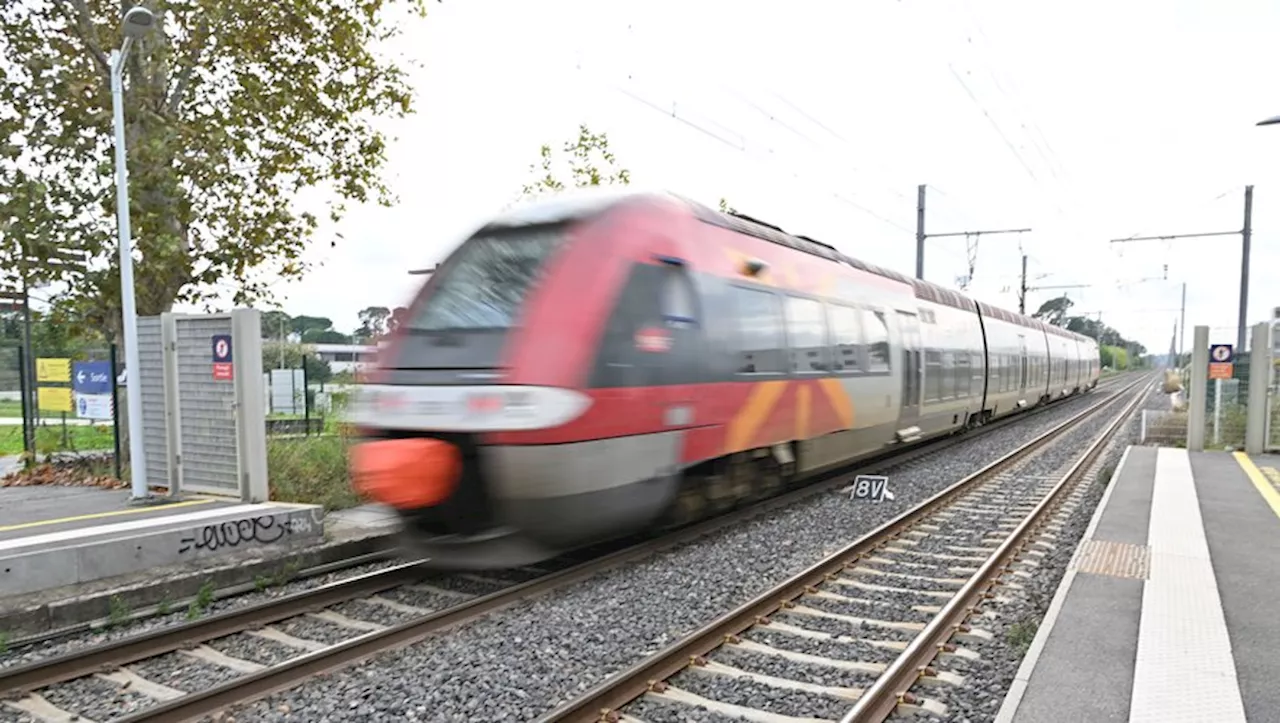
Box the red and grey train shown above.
[346,189,1100,568]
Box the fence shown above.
[1183,324,1274,453]
[0,340,122,473]
[1140,408,1187,446]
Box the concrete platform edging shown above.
[993,444,1134,723]
[0,503,325,598]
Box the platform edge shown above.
[992,443,1135,723]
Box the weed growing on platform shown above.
[267,434,360,511]
[0,630,8,655]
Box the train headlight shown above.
[344,385,591,431]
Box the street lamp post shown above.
[110,5,155,502]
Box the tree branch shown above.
[166,14,211,117]
[55,0,110,79]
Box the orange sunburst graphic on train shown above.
[723,378,856,455]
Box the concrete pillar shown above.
[1187,325,1209,452]
[232,308,269,502]
[1246,321,1273,454]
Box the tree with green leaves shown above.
[355,306,392,342]
[0,0,435,343]
[261,340,331,384]
[520,124,632,199]
[1032,295,1074,327]
[388,306,409,333]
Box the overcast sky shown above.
[227,0,1280,354]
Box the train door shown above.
[896,310,922,427]
[655,261,703,424]
[1018,335,1029,402]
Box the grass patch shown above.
[1007,618,1039,656]
[268,433,360,511]
[0,400,21,418]
[187,580,215,620]
[0,423,115,457]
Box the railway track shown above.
[535,373,1151,723]
[0,374,1138,723]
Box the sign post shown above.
[1208,344,1234,445]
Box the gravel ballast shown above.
[0,706,38,723]
[38,675,153,722]
[221,384,1139,722]
[915,388,1147,722]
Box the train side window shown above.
[784,296,830,372]
[862,309,891,374]
[954,352,970,397]
[827,303,863,373]
[924,350,943,401]
[729,286,786,374]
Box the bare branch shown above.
[55,0,110,78]
[166,13,211,116]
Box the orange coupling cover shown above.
[349,438,462,509]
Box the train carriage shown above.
[346,188,1101,568]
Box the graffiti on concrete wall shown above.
[177,513,312,554]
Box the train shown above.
[345,188,1101,569]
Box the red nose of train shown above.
[349,438,462,509]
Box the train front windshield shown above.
[407,225,562,332]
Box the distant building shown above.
[312,343,381,374]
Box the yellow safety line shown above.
[1231,452,1280,520]
[0,498,216,533]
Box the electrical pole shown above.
[1240,185,1253,352]
[1179,282,1186,363]
[1110,185,1253,353]
[915,184,1031,283]
[916,185,926,279]
[1019,253,1090,315]
[1018,254,1029,314]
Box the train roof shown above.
[495,188,1094,346]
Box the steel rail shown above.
[1,373,1135,722]
[534,373,1150,723]
[841,375,1152,722]
[0,563,424,695]
[4,548,399,653]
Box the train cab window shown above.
[862,309,891,374]
[729,286,786,374]
[661,267,698,330]
[827,303,862,373]
[784,296,830,372]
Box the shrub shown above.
[267,433,361,511]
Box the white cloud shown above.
[216,0,1280,353]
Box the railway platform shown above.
[0,485,326,600]
[995,445,1280,723]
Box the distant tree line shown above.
[1031,295,1148,369]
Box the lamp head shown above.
[122,6,155,40]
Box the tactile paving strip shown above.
[1129,448,1247,723]
[1070,539,1151,580]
